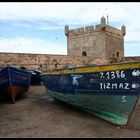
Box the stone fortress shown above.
[65,16,125,62]
[0,16,140,70]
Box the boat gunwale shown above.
[41,61,140,75]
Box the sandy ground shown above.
[0,85,140,138]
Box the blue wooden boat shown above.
[0,65,32,103]
[41,62,140,126]
[30,69,42,85]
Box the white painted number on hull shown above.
[122,96,127,103]
[100,70,125,79]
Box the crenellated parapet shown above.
[102,25,126,37]
[65,25,95,37]
[65,15,126,38]
[85,26,94,33]
[65,23,125,37]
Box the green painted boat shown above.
[41,62,140,126]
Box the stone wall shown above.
[0,52,107,70]
[124,56,140,62]
[0,52,140,71]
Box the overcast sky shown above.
[0,2,140,56]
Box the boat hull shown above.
[0,66,32,103]
[41,62,140,126]
[47,90,138,126]
[30,70,42,85]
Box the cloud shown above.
[0,37,67,55]
[0,2,139,28]
[0,2,139,30]
[0,2,133,23]
[0,2,140,56]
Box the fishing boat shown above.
[41,62,140,126]
[0,65,32,103]
[29,69,42,85]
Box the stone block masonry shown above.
[0,52,108,70]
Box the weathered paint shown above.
[41,62,140,75]
[42,68,140,95]
[30,70,42,85]
[41,62,140,125]
[47,90,138,125]
[0,66,32,103]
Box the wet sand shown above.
[0,85,140,138]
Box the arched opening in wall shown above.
[82,51,87,56]
[116,51,119,57]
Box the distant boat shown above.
[0,65,32,103]
[41,62,140,126]
[29,69,42,85]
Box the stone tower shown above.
[65,16,126,63]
